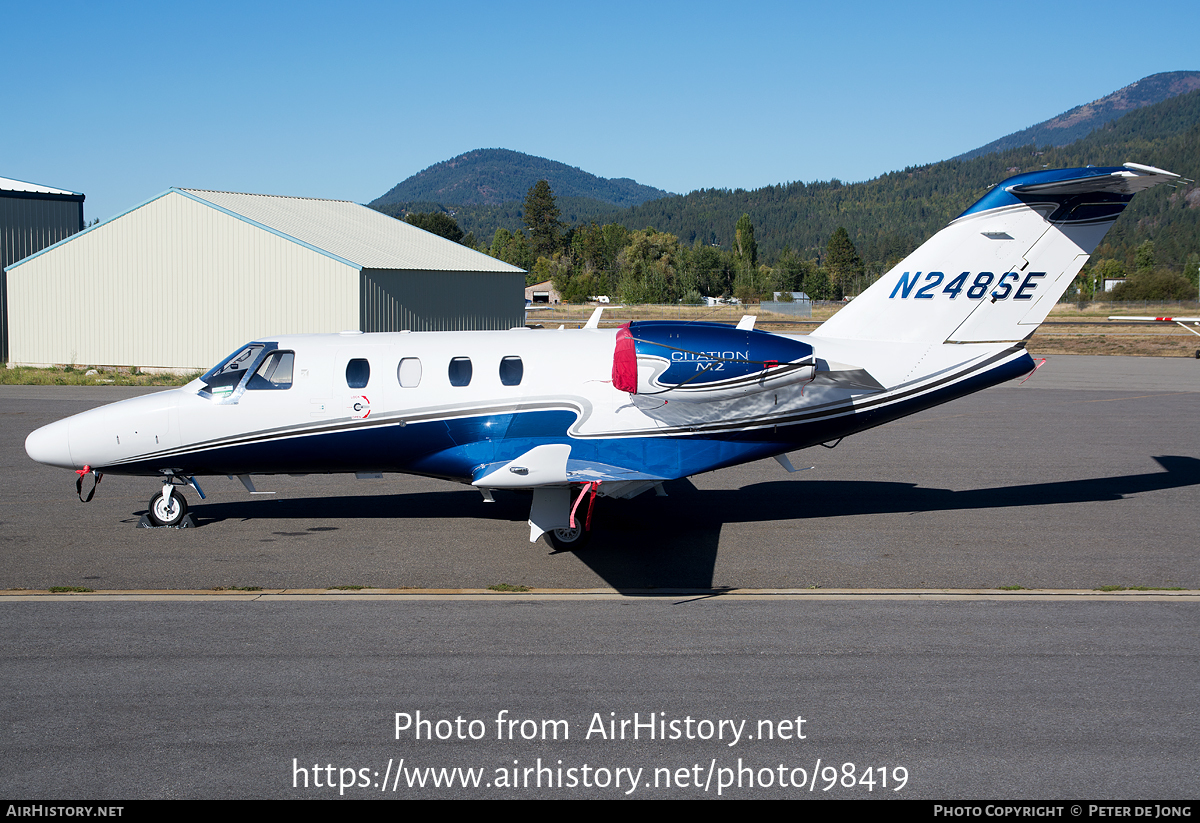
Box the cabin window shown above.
[346,359,371,389]
[397,357,422,388]
[246,350,294,390]
[448,357,472,387]
[499,356,523,386]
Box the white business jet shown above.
[25,163,1182,548]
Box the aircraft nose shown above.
[25,418,76,469]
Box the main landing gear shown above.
[544,523,590,551]
[529,484,598,551]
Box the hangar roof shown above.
[177,189,522,273]
[0,175,82,196]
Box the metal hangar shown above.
[5,188,525,372]
[1,175,86,363]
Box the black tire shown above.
[544,525,590,551]
[147,490,188,527]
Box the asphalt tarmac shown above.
[2,355,1197,799]
[2,355,1198,590]
[2,597,1195,800]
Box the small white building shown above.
[524,279,561,304]
[5,188,525,371]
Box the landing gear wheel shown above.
[544,525,590,551]
[148,491,188,527]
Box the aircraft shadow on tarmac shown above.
[172,455,1199,590]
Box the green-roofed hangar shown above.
[5,188,525,372]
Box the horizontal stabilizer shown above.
[1008,163,1179,196]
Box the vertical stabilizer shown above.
[813,163,1180,344]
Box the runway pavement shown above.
[2,356,1197,800]
[2,355,1198,591]
[2,597,1197,799]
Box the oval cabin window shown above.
[499,356,523,386]
[346,359,370,389]
[448,357,472,387]
[397,358,422,388]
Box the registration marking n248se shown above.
[889,271,1044,301]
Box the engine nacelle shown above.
[612,321,815,401]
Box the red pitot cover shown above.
[612,322,638,394]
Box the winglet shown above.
[736,315,757,330]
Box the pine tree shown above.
[523,180,564,258]
[404,211,464,244]
[1135,240,1156,272]
[826,226,864,295]
[735,213,757,269]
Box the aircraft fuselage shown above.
[25,326,1032,484]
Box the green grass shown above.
[997,585,1027,590]
[48,586,95,593]
[211,585,264,592]
[487,583,532,593]
[0,364,199,387]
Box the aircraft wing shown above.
[472,444,668,497]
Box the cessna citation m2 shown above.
[25,163,1182,549]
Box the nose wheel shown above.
[147,489,189,527]
[141,474,204,528]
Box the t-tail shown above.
[813,163,1181,344]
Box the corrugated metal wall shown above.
[360,269,526,332]
[1,194,85,362]
[7,192,359,371]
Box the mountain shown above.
[611,87,1200,270]
[370,149,673,208]
[956,71,1200,160]
[367,76,1199,276]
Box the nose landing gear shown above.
[147,487,189,527]
[140,474,204,528]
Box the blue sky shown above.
[4,0,1197,223]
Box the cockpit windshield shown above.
[200,344,267,398]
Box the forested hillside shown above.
[371,148,672,208]
[956,71,1200,160]
[612,88,1200,271]
[369,82,1199,306]
[375,195,627,243]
